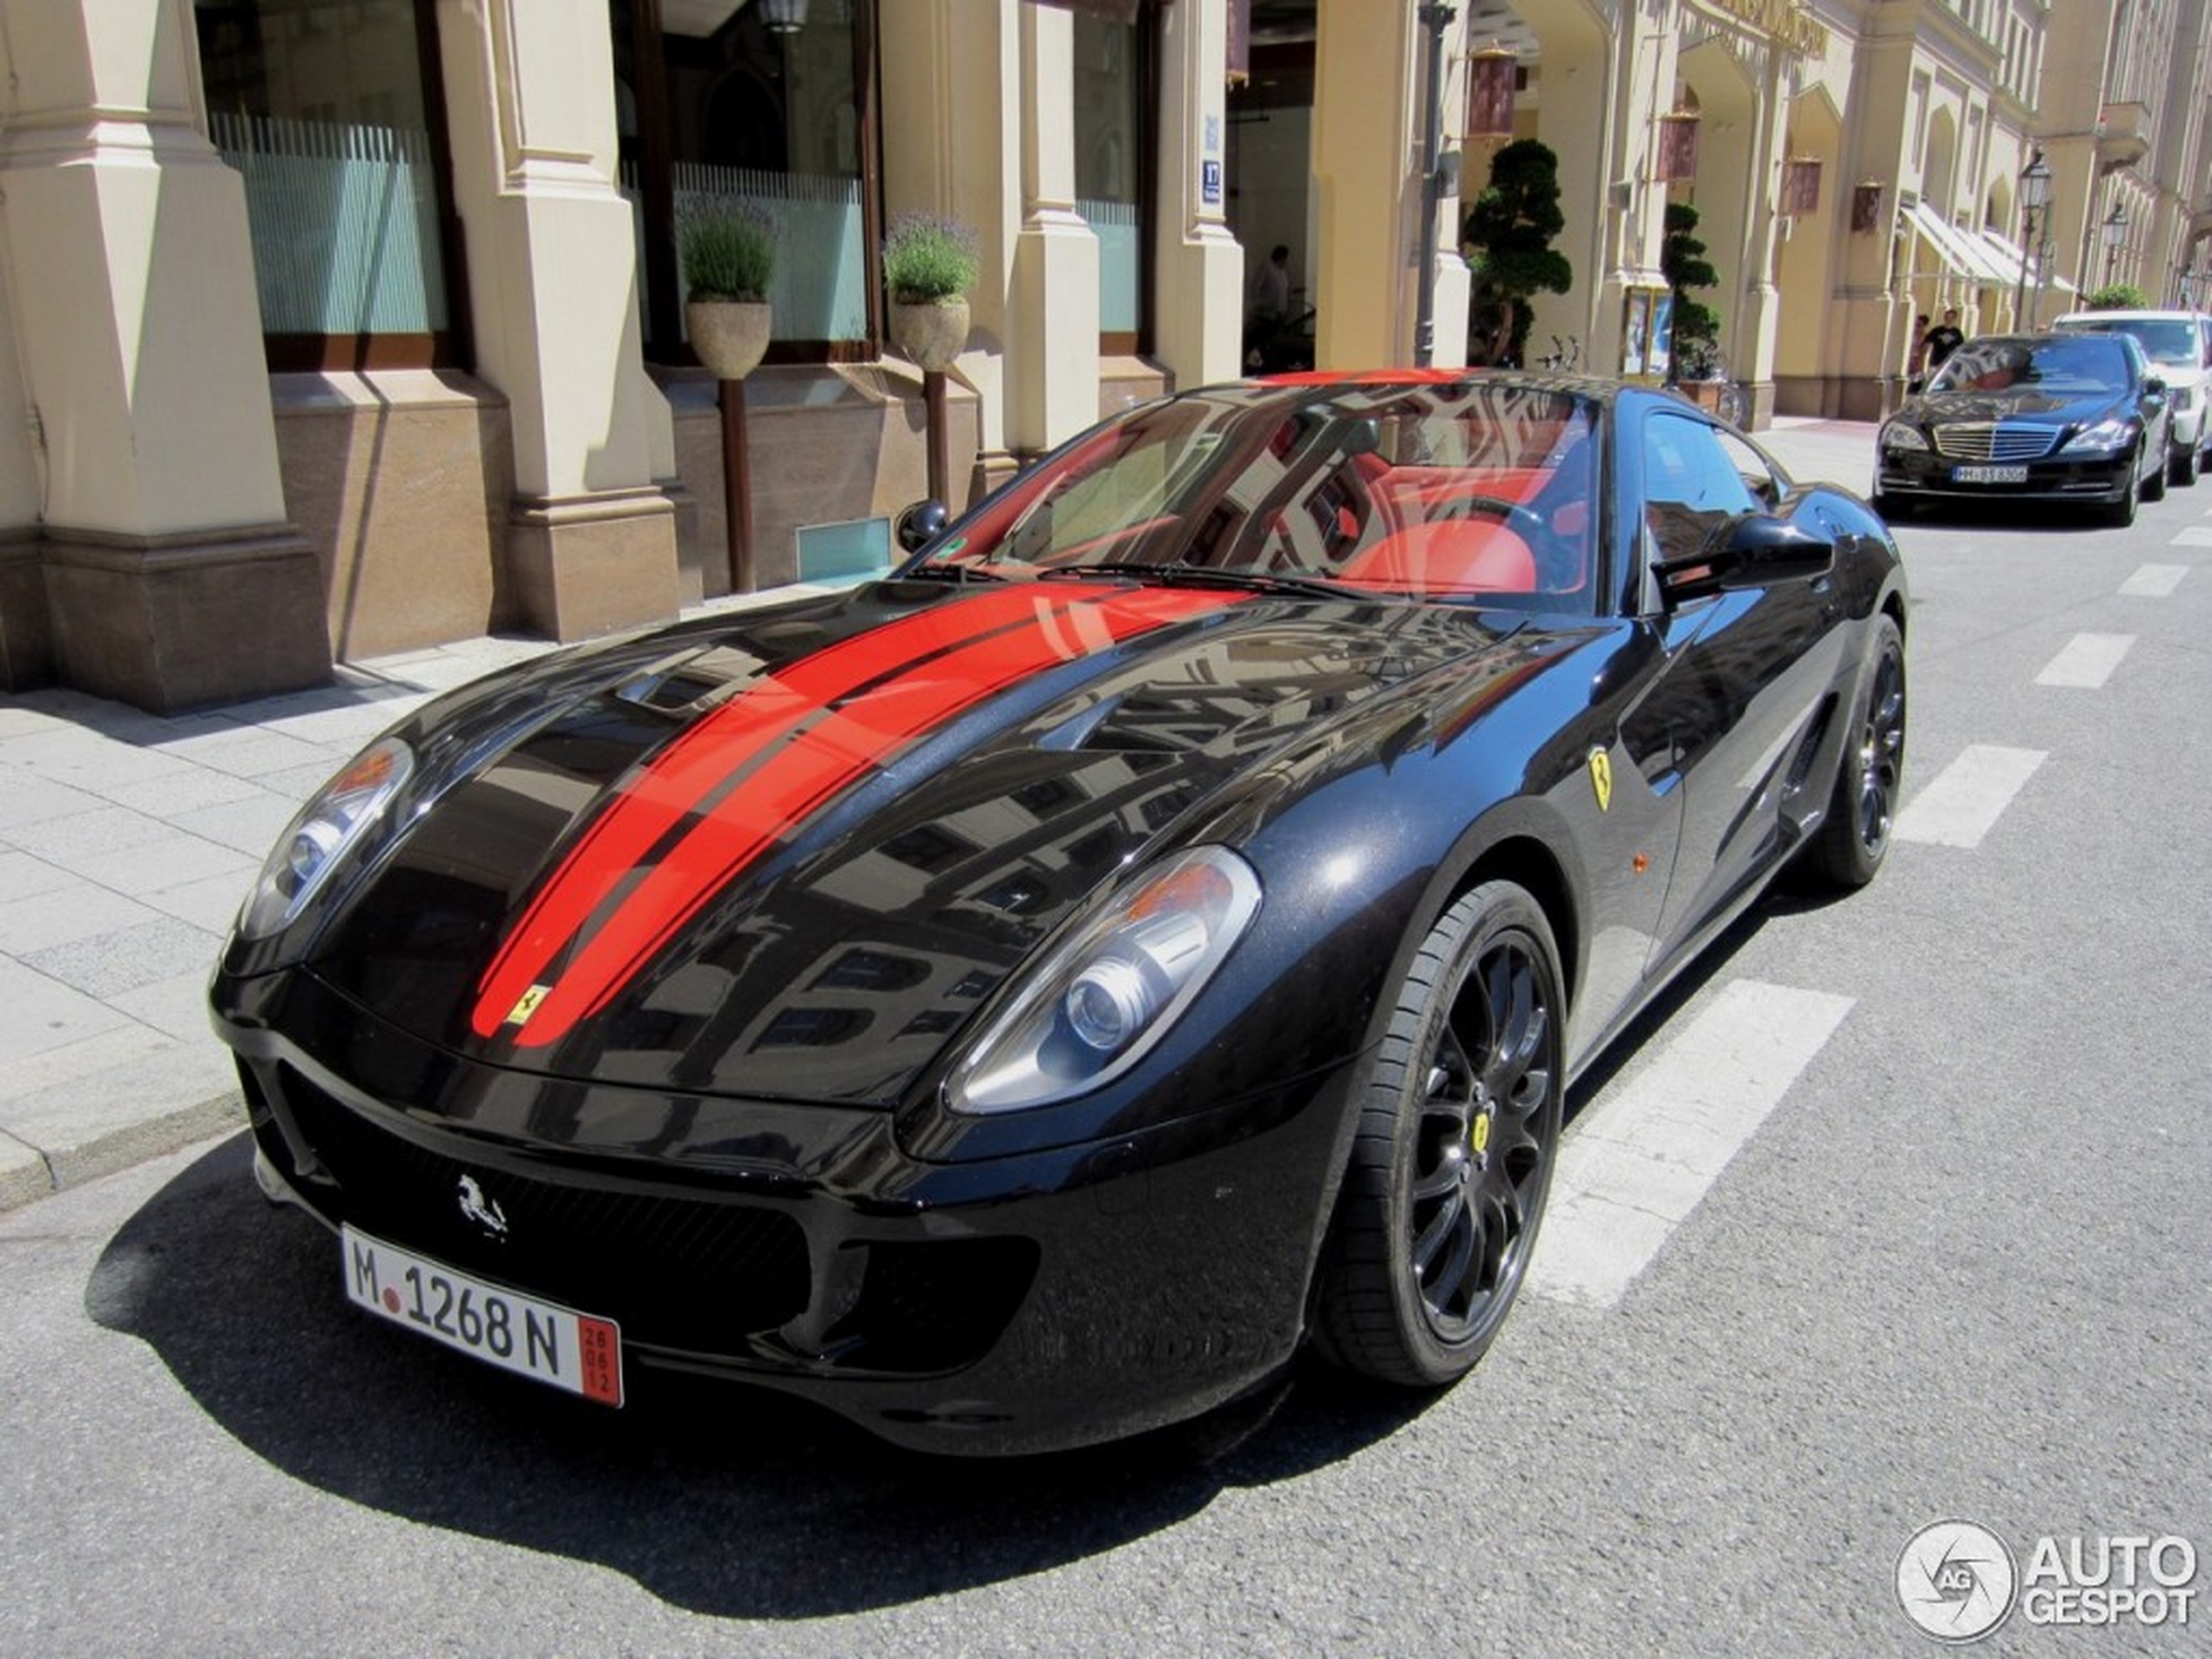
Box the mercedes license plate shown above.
[342,1224,623,1406]
[1952,463,2027,484]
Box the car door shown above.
[1615,408,1849,978]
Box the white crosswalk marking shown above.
[2120,564,2188,597]
[2035,632,2134,688]
[2171,525,2212,545]
[1530,981,1854,1310]
[1894,745,2045,847]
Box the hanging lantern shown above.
[1656,109,1701,183]
[758,0,808,32]
[1466,46,1518,139]
[1781,157,1822,217]
[1226,0,1251,87]
[1851,180,1885,234]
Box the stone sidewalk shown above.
[0,417,1880,1212]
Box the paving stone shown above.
[21,915,226,1000]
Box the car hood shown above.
[300,577,1554,1104]
[1896,387,2138,427]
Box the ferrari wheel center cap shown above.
[1467,1092,1495,1173]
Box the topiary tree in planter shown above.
[2085,282,2153,310]
[1461,139,1572,367]
[1661,201,1722,381]
[678,199,778,380]
[883,212,981,373]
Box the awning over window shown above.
[1907,200,2011,285]
[1979,227,2079,296]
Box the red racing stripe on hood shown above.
[473,583,1241,1048]
[472,583,1102,1030]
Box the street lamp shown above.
[2015,149,2051,327]
[2103,201,2129,285]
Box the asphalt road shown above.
[5,430,2209,1656]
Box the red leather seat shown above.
[1336,519,1537,595]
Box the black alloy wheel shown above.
[1808,612,1906,890]
[1316,881,1564,1387]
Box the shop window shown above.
[195,0,462,370]
[614,0,878,363]
[1073,8,1153,351]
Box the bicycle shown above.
[1670,348,1749,426]
[1535,334,1581,372]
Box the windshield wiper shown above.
[1154,563,1358,600]
[902,560,1007,583]
[1031,563,1353,599]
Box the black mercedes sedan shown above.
[1874,331,2171,524]
[211,372,1907,1454]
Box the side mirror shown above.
[2145,375,2169,400]
[1656,515,1832,607]
[895,499,950,554]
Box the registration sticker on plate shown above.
[1952,463,2028,484]
[341,1225,623,1406]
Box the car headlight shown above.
[949,846,1262,1114]
[2060,417,2137,455]
[237,737,414,939]
[1878,421,1929,454]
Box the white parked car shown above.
[2053,308,2212,485]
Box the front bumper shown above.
[215,968,1361,1455]
[1876,447,2138,507]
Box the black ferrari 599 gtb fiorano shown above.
[211,371,1907,1453]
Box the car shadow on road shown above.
[84,1133,1432,1618]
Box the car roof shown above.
[2053,308,2200,324]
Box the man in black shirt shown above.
[1923,307,1965,374]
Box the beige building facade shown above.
[1,0,2206,710]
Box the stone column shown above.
[880,0,1016,491]
[1731,43,1791,428]
[1311,0,1420,367]
[1152,0,1245,388]
[433,0,678,638]
[0,0,329,710]
[1009,3,1100,454]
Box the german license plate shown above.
[1952,463,2027,483]
[341,1225,623,1406]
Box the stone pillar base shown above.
[0,531,53,692]
[42,526,331,712]
[507,488,679,642]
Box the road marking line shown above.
[2035,631,2134,688]
[2120,563,2188,597]
[1530,980,1854,1310]
[2172,525,2212,544]
[1893,745,2045,847]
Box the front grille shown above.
[273,1064,811,1354]
[1932,422,2059,462]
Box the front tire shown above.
[2172,441,2199,488]
[2104,453,2141,526]
[1316,882,1564,1387]
[1806,613,1906,890]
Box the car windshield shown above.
[2060,317,2199,365]
[916,381,1601,613]
[1926,337,2131,396]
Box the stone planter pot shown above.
[687,299,772,380]
[889,296,970,373]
